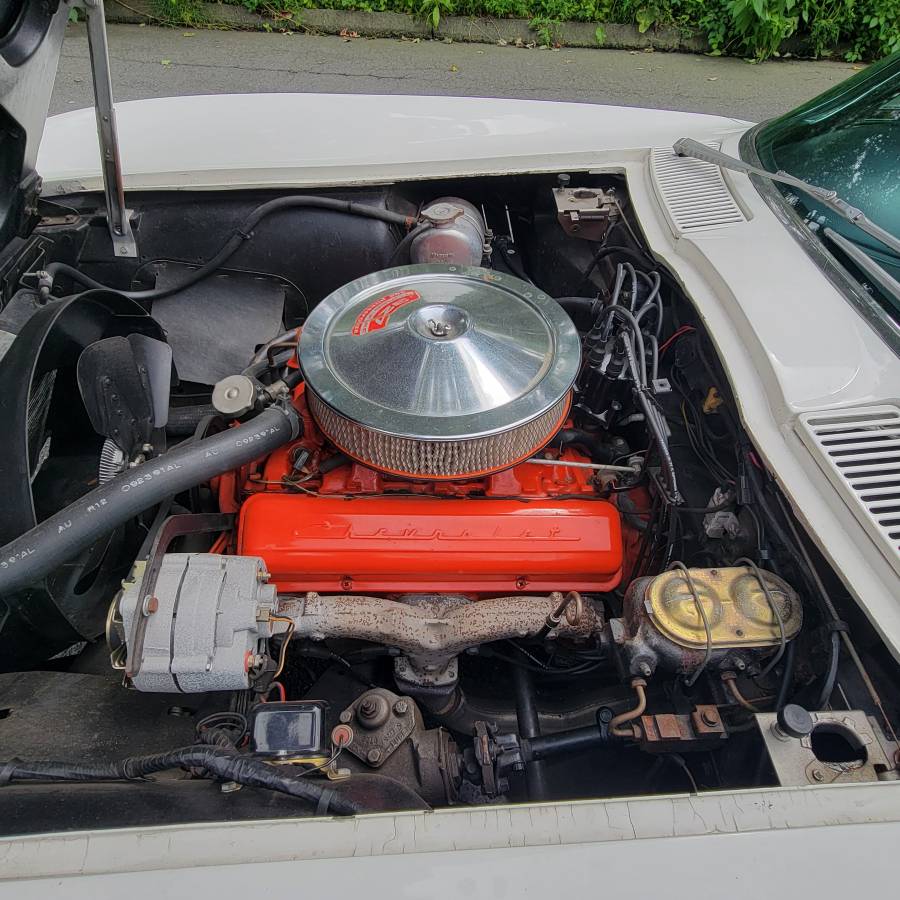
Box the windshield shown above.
[751,52,900,325]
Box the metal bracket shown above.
[82,0,137,258]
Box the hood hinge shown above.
[81,0,137,258]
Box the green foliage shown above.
[529,14,563,43]
[725,0,798,59]
[152,0,210,26]
[854,0,900,58]
[419,0,455,27]
[156,0,900,60]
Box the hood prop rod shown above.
[82,0,137,258]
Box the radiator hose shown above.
[0,405,299,597]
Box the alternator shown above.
[118,553,275,692]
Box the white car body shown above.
[2,91,894,895]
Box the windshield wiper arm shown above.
[824,227,900,303]
[673,137,900,257]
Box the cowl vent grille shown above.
[650,143,747,236]
[797,405,900,573]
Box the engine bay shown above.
[0,172,897,830]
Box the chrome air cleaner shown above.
[299,264,580,479]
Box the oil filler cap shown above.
[212,374,257,418]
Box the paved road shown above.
[51,23,857,122]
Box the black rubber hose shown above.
[47,197,415,302]
[554,428,617,463]
[0,405,299,597]
[616,493,649,532]
[556,297,599,330]
[388,222,432,266]
[166,403,217,436]
[775,640,797,711]
[576,245,654,294]
[512,666,549,801]
[493,236,533,283]
[525,724,610,760]
[1,746,363,815]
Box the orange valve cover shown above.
[237,492,623,594]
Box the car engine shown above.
[0,174,896,827]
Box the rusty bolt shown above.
[339,710,352,724]
[812,769,825,782]
[393,700,409,716]
[515,576,528,590]
[142,596,159,616]
[701,708,719,727]
[340,576,353,591]
[366,748,382,764]
[359,698,379,720]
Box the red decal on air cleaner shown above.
[351,290,421,335]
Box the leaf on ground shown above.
[496,38,507,46]
[161,59,171,66]
[449,64,459,72]
[182,32,195,37]
[706,75,718,81]
[339,28,359,40]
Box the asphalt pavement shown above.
[51,23,857,122]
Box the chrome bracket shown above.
[81,0,137,258]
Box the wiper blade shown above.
[673,138,900,257]
[824,226,900,303]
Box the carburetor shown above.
[610,564,802,680]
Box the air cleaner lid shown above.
[299,265,580,441]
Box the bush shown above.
[156,0,900,59]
